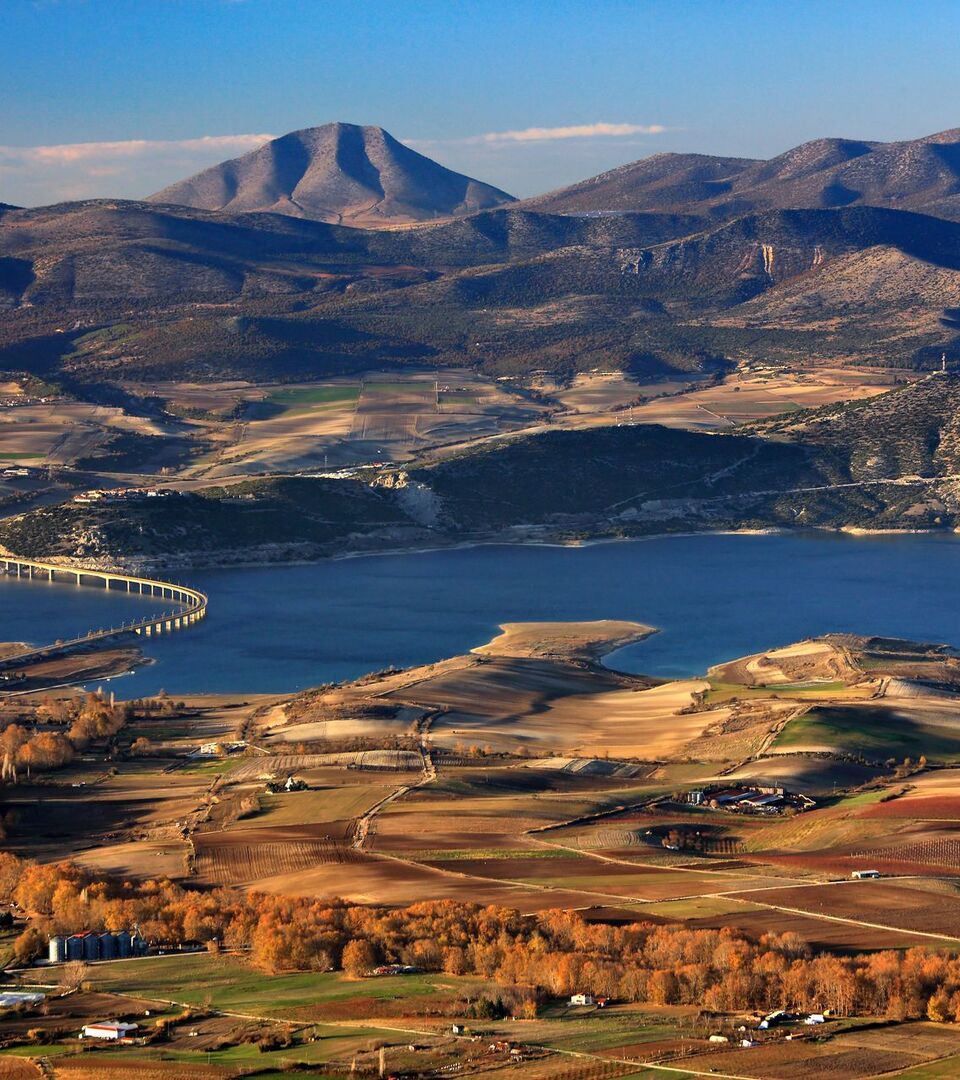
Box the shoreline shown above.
[136,522,959,574]
[7,520,959,578]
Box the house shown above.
[81,1021,138,1041]
[451,1024,465,1035]
[569,993,595,1006]
[851,870,881,880]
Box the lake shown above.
[1,531,958,696]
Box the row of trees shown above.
[0,693,130,781]
[6,853,960,1023]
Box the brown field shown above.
[0,1061,40,1080]
[473,619,654,661]
[0,402,175,468]
[50,1062,229,1079]
[182,370,549,477]
[676,900,947,950]
[193,824,363,885]
[710,639,862,687]
[70,838,189,879]
[225,751,418,780]
[423,668,720,758]
[546,372,648,415]
[699,1019,960,1078]
[0,767,215,864]
[864,795,960,818]
[723,755,887,794]
[737,878,960,938]
[625,366,912,431]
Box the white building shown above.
[0,992,44,1008]
[81,1021,138,1041]
[569,993,595,1006]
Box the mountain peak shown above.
[148,122,515,227]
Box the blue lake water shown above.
[2,532,959,696]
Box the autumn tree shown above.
[342,938,377,977]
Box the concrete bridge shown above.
[0,556,207,671]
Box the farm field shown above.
[11,626,960,1078]
[737,878,960,939]
[625,366,914,431]
[12,960,960,1080]
[771,701,960,760]
[101,625,954,928]
[0,402,179,470]
[178,369,551,478]
[76,952,479,1017]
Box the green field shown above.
[529,1012,685,1053]
[178,756,238,775]
[641,896,766,919]
[99,1028,399,1071]
[415,847,572,861]
[772,704,960,759]
[248,785,387,827]
[361,381,434,396]
[705,678,849,704]
[80,953,475,1015]
[267,385,361,408]
[1,1025,402,1074]
[893,1056,960,1078]
[0,452,41,460]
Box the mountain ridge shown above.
[518,127,960,221]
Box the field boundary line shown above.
[525,834,811,883]
[721,895,960,944]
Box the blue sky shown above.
[4,0,960,205]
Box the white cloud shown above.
[408,123,667,151]
[465,122,667,144]
[0,133,274,167]
[0,134,274,206]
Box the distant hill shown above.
[149,123,515,226]
[407,377,960,537]
[520,128,960,222]
[7,379,960,565]
[753,372,960,482]
[4,199,960,382]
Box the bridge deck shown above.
[0,556,207,672]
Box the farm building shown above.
[49,929,146,964]
[569,993,595,1006]
[852,869,882,880]
[198,741,239,756]
[705,785,815,814]
[80,1021,138,1041]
